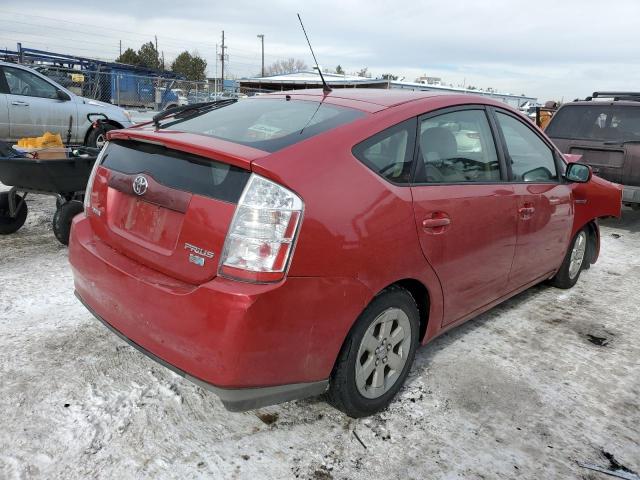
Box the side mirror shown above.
[57,90,71,101]
[565,162,592,183]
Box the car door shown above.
[0,92,9,141]
[491,109,573,289]
[410,106,518,326]
[0,71,9,140]
[1,65,77,142]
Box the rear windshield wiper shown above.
[603,139,640,145]
[152,99,237,128]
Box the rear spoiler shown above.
[107,129,266,171]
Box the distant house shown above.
[239,70,537,108]
[239,71,388,92]
[391,80,537,108]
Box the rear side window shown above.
[352,119,416,184]
[416,109,500,183]
[163,98,365,153]
[496,112,558,182]
[546,104,640,143]
[102,141,251,203]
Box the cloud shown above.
[1,0,639,100]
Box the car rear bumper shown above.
[69,214,370,410]
[75,292,327,411]
[622,184,640,204]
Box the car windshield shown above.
[161,97,365,152]
[546,104,640,143]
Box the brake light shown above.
[219,174,303,283]
[84,142,108,213]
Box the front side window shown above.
[352,119,416,184]
[3,67,59,99]
[416,109,500,183]
[496,111,558,182]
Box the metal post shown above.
[17,42,23,63]
[257,34,264,77]
[214,44,218,96]
[220,31,226,91]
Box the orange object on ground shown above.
[17,132,64,149]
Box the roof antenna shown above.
[297,13,332,94]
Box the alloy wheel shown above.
[355,307,412,399]
[95,133,106,149]
[569,231,587,279]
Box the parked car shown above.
[0,61,134,148]
[69,90,621,417]
[162,88,189,110]
[545,91,640,208]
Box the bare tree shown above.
[356,67,370,78]
[264,58,308,76]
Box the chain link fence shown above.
[33,65,231,110]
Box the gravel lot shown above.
[1,191,638,480]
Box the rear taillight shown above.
[84,142,108,213]
[219,174,303,283]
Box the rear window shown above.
[161,98,365,152]
[102,141,250,203]
[546,104,640,143]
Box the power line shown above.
[0,15,284,61]
[0,35,118,57]
[0,9,220,49]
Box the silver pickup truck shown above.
[0,61,134,147]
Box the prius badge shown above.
[133,175,148,196]
[184,242,215,267]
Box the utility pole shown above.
[215,43,218,95]
[155,35,159,69]
[257,34,264,77]
[119,40,122,57]
[220,30,227,90]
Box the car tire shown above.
[53,200,84,245]
[0,192,28,234]
[550,228,589,289]
[327,286,420,418]
[86,124,117,149]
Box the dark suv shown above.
[546,92,640,208]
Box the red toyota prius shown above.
[69,90,621,417]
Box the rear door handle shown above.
[421,213,451,234]
[518,204,536,218]
[11,100,29,107]
[422,218,451,228]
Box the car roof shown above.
[0,60,32,69]
[563,100,640,108]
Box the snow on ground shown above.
[0,191,638,480]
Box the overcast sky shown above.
[1,0,639,101]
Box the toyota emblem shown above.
[132,175,148,196]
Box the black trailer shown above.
[0,147,99,245]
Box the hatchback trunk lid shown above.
[87,134,257,284]
[552,138,637,185]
